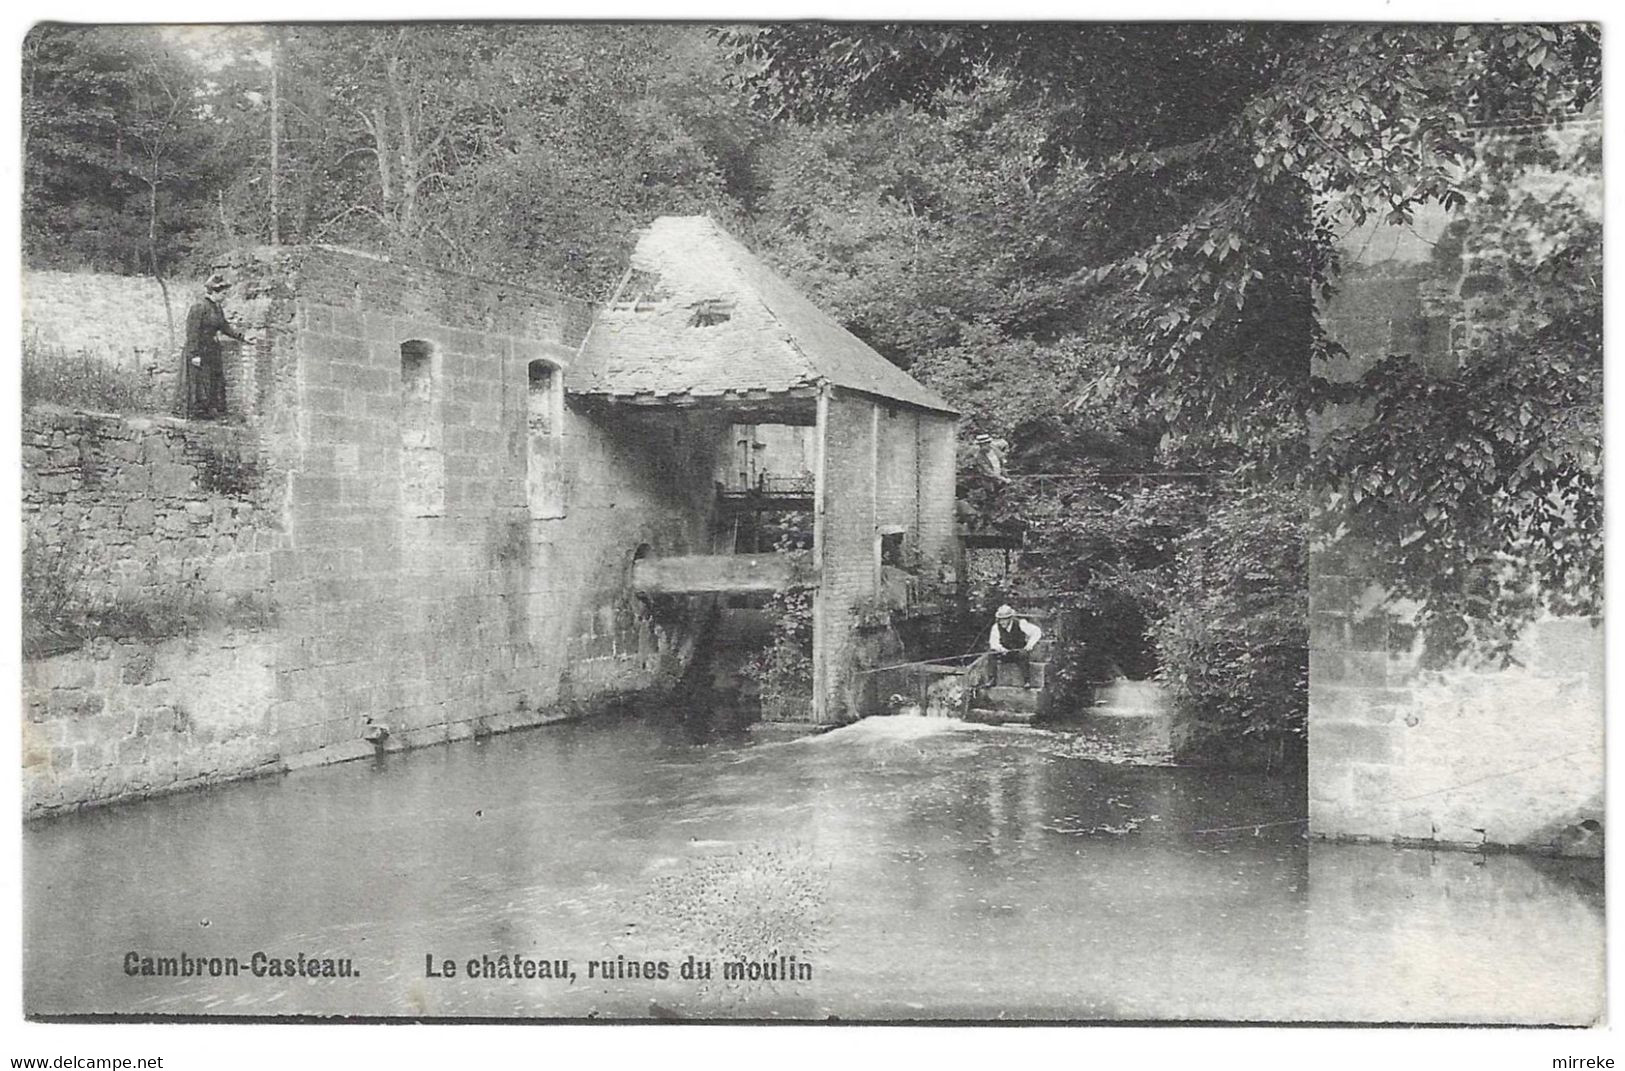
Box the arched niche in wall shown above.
[400,339,445,517]
[628,543,671,662]
[526,357,566,519]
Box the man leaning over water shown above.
[988,604,1042,687]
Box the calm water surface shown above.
[24,710,1603,1022]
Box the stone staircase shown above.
[964,610,1054,725]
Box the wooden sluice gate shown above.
[860,652,989,720]
[631,550,815,595]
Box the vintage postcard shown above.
[16,19,1604,1034]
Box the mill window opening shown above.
[399,340,444,517]
[401,339,433,388]
[527,360,556,435]
[880,530,906,568]
[527,358,566,519]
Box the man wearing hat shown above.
[179,273,248,420]
[972,433,1007,482]
[988,604,1043,687]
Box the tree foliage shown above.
[722,23,1599,456]
[24,24,766,298]
[1315,128,1602,662]
[722,22,1602,668]
[1153,487,1309,768]
[23,25,231,275]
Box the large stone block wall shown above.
[1308,120,1603,854]
[22,632,280,815]
[23,246,730,817]
[1309,571,1603,854]
[247,245,729,768]
[21,407,289,816]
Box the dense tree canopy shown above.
[721,22,1602,666]
[722,23,1599,452]
[23,26,233,275]
[23,23,760,298]
[1314,126,1603,662]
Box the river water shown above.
[24,709,1603,1023]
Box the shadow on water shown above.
[23,706,1602,1024]
[1522,853,1606,915]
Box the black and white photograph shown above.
[10,12,1607,1046]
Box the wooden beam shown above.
[567,391,819,426]
[632,551,816,595]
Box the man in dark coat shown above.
[180,273,246,420]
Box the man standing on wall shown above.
[963,432,1010,523]
[988,604,1042,687]
[974,433,1008,482]
[179,273,247,420]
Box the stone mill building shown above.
[21,216,959,817]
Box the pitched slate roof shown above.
[570,216,956,415]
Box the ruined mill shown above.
[22,216,960,816]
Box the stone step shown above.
[965,707,1038,726]
[981,685,1043,713]
[993,660,1048,689]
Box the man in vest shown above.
[988,604,1043,687]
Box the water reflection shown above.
[24,710,1601,1023]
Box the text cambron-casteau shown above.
[123,950,359,978]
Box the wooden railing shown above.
[1004,471,1231,498]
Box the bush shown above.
[22,531,276,657]
[21,531,94,657]
[995,476,1220,687]
[1153,486,1308,771]
[22,335,155,414]
[742,586,814,715]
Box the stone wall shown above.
[22,245,957,810]
[716,422,816,490]
[21,406,288,815]
[23,270,196,408]
[1308,119,1604,855]
[21,408,286,611]
[22,632,280,815]
[915,409,959,566]
[23,246,730,818]
[812,388,958,721]
[237,245,731,770]
[1308,579,1603,854]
